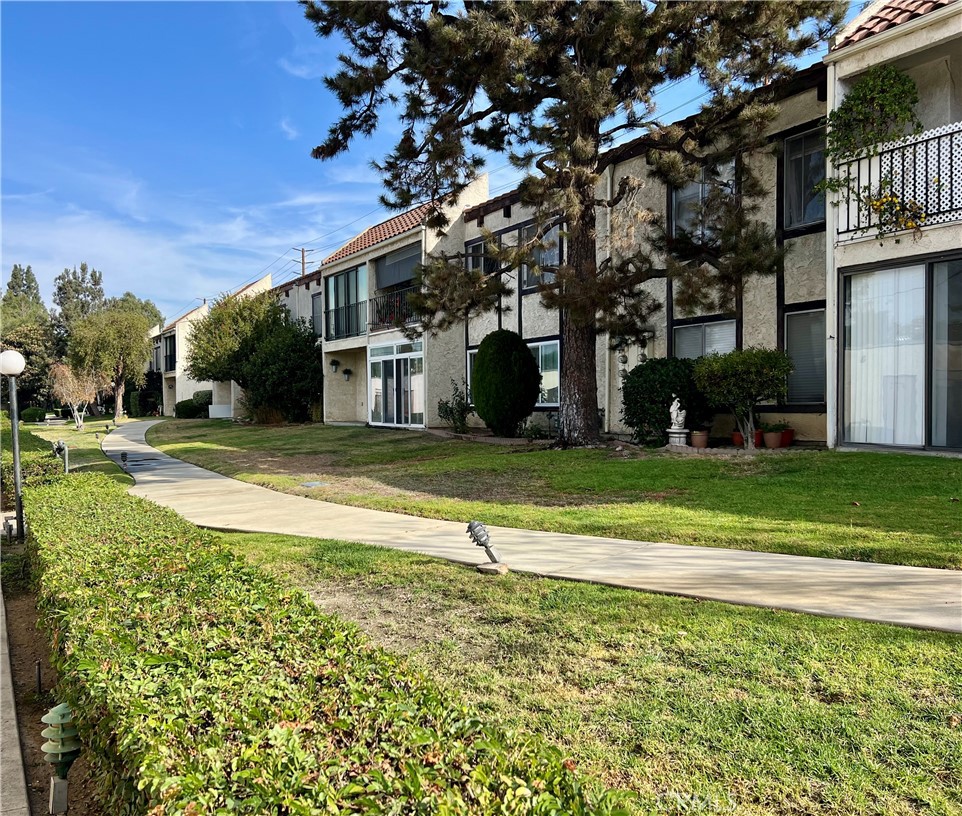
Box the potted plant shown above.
[694,349,794,451]
[761,421,790,449]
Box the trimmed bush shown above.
[191,389,213,407]
[621,358,710,444]
[472,330,542,438]
[174,399,205,419]
[694,348,793,449]
[20,406,46,423]
[25,474,624,815]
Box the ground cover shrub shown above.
[20,406,46,423]
[26,473,626,815]
[621,358,710,444]
[1,422,63,497]
[472,330,542,437]
[437,378,474,433]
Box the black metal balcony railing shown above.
[325,301,367,341]
[837,121,962,236]
[369,286,419,332]
[163,353,176,372]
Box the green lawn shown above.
[222,529,962,816]
[148,420,962,569]
[24,420,133,485]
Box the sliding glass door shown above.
[843,259,962,449]
[368,342,424,427]
[843,266,925,446]
[932,260,962,448]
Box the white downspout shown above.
[825,60,839,449]
[603,164,614,433]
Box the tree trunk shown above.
[113,379,125,423]
[559,205,601,446]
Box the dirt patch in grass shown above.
[307,580,494,666]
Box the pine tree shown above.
[52,262,106,349]
[304,0,844,445]
[2,263,48,333]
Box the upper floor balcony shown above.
[369,285,419,333]
[836,121,962,238]
[325,301,367,342]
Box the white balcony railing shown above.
[836,121,962,236]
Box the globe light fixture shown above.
[1,350,27,542]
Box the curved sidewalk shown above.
[104,421,961,634]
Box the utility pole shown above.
[292,248,316,278]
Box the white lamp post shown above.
[1,349,27,542]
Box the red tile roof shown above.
[323,202,434,265]
[834,0,956,49]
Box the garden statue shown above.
[667,394,690,447]
[669,395,687,429]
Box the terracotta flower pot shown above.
[764,431,783,449]
[690,430,709,448]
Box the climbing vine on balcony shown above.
[825,64,922,164]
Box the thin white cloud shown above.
[279,117,300,141]
[277,56,324,80]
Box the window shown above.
[521,224,560,289]
[785,310,826,403]
[465,240,500,276]
[467,340,560,406]
[673,320,736,359]
[163,335,176,371]
[671,160,735,238]
[375,243,420,290]
[324,266,367,340]
[311,293,323,337]
[784,129,825,229]
[528,340,560,405]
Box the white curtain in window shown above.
[844,266,925,445]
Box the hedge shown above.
[1,422,63,496]
[26,474,627,815]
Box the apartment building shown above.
[825,0,962,451]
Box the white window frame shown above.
[467,340,560,407]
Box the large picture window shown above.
[467,338,560,406]
[784,129,825,229]
[673,320,736,359]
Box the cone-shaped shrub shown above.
[472,329,542,438]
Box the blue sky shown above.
[1,2,846,323]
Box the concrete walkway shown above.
[1,591,29,816]
[103,421,962,634]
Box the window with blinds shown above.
[375,243,420,290]
[785,309,825,403]
[673,320,736,359]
